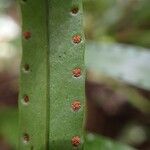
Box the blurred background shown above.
[0,0,149,149]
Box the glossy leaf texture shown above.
[85,42,150,90]
[85,42,150,113]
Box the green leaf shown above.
[19,0,85,149]
[48,0,85,149]
[85,133,136,150]
[85,42,150,90]
[0,108,136,150]
[19,0,49,149]
[0,107,18,149]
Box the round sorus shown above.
[72,68,81,77]
[23,95,29,103]
[23,31,31,39]
[71,101,81,111]
[23,133,30,143]
[72,35,81,44]
[71,7,79,14]
[71,136,80,147]
[23,64,30,72]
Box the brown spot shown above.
[23,32,31,39]
[72,68,81,77]
[71,7,79,14]
[23,133,29,143]
[23,64,30,72]
[23,95,29,103]
[71,136,80,147]
[72,35,81,44]
[72,101,81,111]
